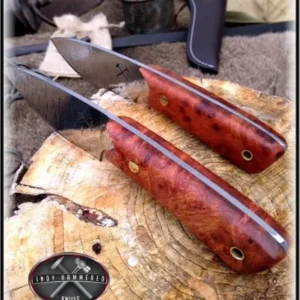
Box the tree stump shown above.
[4,78,294,300]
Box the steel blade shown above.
[52,37,143,88]
[52,37,286,150]
[7,65,288,252]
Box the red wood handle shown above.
[139,65,287,174]
[105,116,289,274]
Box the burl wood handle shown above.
[139,65,287,174]
[105,116,289,274]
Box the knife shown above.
[51,37,287,174]
[7,65,289,274]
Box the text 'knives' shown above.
[7,65,289,274]
[52,37,287,174]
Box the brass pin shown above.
[241,150,253,161]
[159,95,168,106]
[230,247,245,261]
[128,161,139,174]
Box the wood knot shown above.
[92,241,102,255]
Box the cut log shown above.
[4,78,294,300]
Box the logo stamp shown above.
[28,253,110,300]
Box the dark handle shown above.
[105,116,289,273]
[140,65,287,174]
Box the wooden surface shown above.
[4,78,294,299]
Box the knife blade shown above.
[51,37,287,174]
[7,65,289,273]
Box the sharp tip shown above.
[5,60,22,73]
[51,36,76,45]
[5,65,27,88]
[51,37,79,55]
[9,65,26,75]
[51,36,64,41]
[51,36,73,48]
[51,36,63,46]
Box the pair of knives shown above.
[7,38,289,274]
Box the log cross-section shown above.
[4,78,294,300]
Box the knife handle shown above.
[105,116,289,274]
[139,65,287,174]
